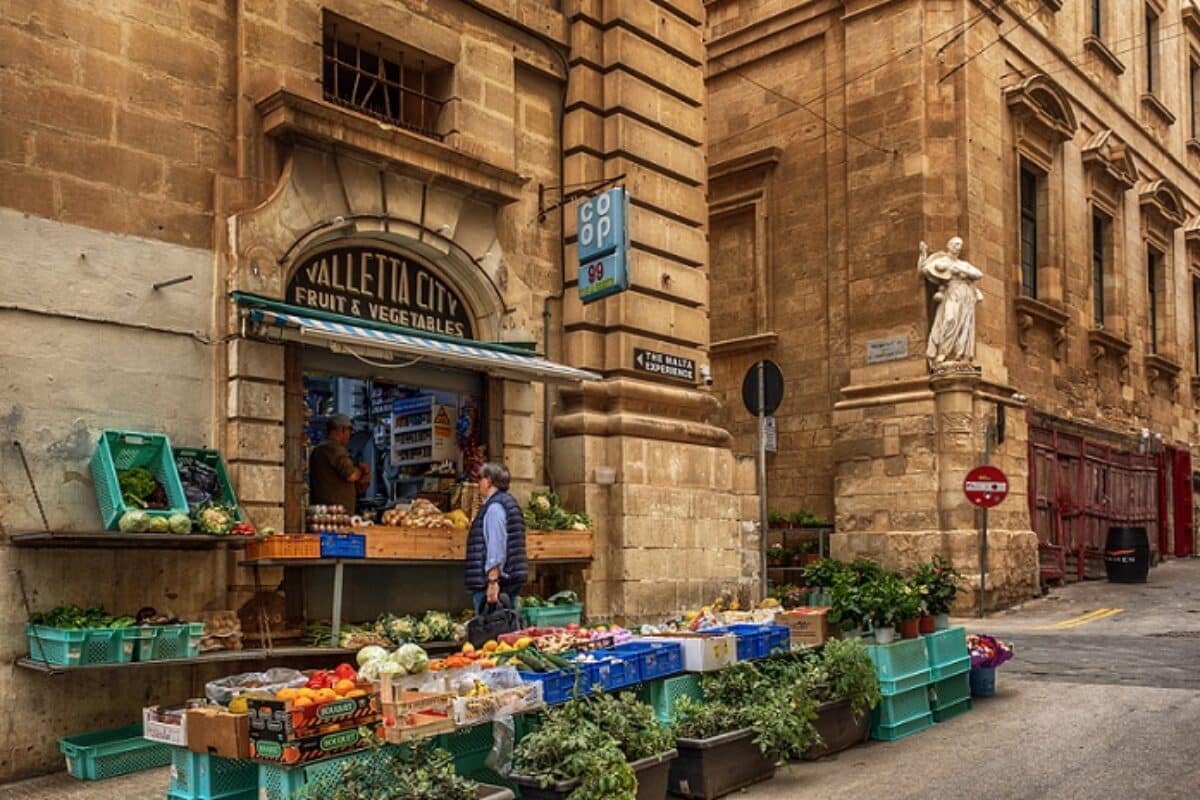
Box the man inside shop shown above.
[309,414,371,511]
[465,462,528,612]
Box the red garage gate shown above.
[1028,424,1164,584]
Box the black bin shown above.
[1104,526,1150,583]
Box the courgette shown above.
[516,650,547,672]
[541,652,572,670]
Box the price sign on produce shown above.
[963,465,1009,508]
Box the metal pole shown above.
[979,509,989,618]
[758,361,768,601]
[331,561,345,643]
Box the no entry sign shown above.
[963,465,1009,508]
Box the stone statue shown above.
[918,236,983,369]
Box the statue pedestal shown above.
[831,362,1039,610]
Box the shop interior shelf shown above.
[16,646,355,674]
[9,531,262,550]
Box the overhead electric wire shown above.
[938,3,1046,84]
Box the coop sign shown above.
[288,245,474,339]
[577,187,630,304]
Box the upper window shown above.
[1191,58,1200,139]
[1092,0,1103,39]
[1093,210,1112,326]
[1148,246,1161,353]
[322,14,451,140]
[1146,7,1160,94]
[1020,164,1043,299]
[1193,276,1200,371]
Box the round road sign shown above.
[742,360,784,416]
[963,465,1009,508]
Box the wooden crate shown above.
[364,526,467,560]
[526,530,594,561]
[244,535,320,561]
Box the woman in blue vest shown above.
[465,462,528,612]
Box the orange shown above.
[334,678,357,695]
[315,688,338,702]
[276,688,300,702]
[298,688,317,700]
[293,696,314,708]
[344,689,367,698]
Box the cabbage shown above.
[356,645,388,667]
[395,643,429,674]
[119,511,151,532]
[357,660,382,683]
[148,516,170,533]
[168,513,192,534]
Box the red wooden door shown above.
[1173,449,1194,557]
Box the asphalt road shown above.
[746,558,1200,800]
[5,560,1200,799]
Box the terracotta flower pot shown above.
[804,553,820,565]
[918,615,936,635]
[899,618,920,639]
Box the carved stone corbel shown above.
[1015,296,1069,360]
[1088,328,1132,383]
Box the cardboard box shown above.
[143,704,194,746]
[187,708,251,759]
[249,722,382,764]
[247,685,380,742]
[779,607,830,646]
[640,633,738,672]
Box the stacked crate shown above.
[923,627,972,722]
[864,639,933,741]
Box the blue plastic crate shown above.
[169,748,257,800]
[519,669,588,705]
[607,641,684,682]
[764,625,791,654]
[708,625,772,661]
[319,532,366,558]
[587,655,640,690]
[59,725,171,781]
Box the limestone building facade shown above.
[706,0,1200,605]
[0,0,754,778]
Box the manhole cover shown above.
[1148,631,1200,639]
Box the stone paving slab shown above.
[0,768,168,800]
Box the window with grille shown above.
[322,14,450,140]
[1020,164,1041,298]
[1093,211,1110,326]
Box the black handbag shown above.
[466,594,521,648]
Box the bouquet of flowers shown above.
[967,633,1014,668]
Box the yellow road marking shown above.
[1034,608,1123,630]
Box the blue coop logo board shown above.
[577,187,630,304]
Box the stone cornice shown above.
[710,332,779,356]
[709,147,783,181]
[256,90,526,205]
[1083,36,1125,76]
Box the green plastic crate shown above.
[923,627,970,681]
[638,674,702,724]
[521,603,583,627]
[871,712,933,741]
[174,446,242,520]
[59,724,172,780]
[871,684,932,728]
[865,639,932,695]
[145,623,205,661]
[28,626,140,667]
[931,698,972,723]
[258,747,401,800]
[90,429,189,530]
[169,748,257,800]
[928,672,971,711]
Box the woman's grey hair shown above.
[480,462,511,492]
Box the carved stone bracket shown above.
[1015,296,1068,360]
[1087,328,1131,382]
[1145,353,1182,398]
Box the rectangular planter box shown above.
[525,530,594,560]
[513,750,677,800]
[669,730,775,799]
[803,699,869,760]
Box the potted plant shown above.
[967,633,1014,697]
[767,511,790,530]
[791,509,831,528]
[926,555,962,629]
[798,638,882,759]
[910,561,937,634]
[512,691,677,800]
[670,660,821,798]
[765,546,788,568]
[861,572,903,644]
[826,569,865,638]
[896,579,922,639]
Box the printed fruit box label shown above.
[248,690,379,741]
[249,724,381,764]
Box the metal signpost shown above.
[963,464,1010,618]
[577,187,630,304]
[742,360,784,599]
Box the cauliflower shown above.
[533,494,552,511]
[195,504,234,535]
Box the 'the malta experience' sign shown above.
[288,246,474,339]
[577,187,630,304]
